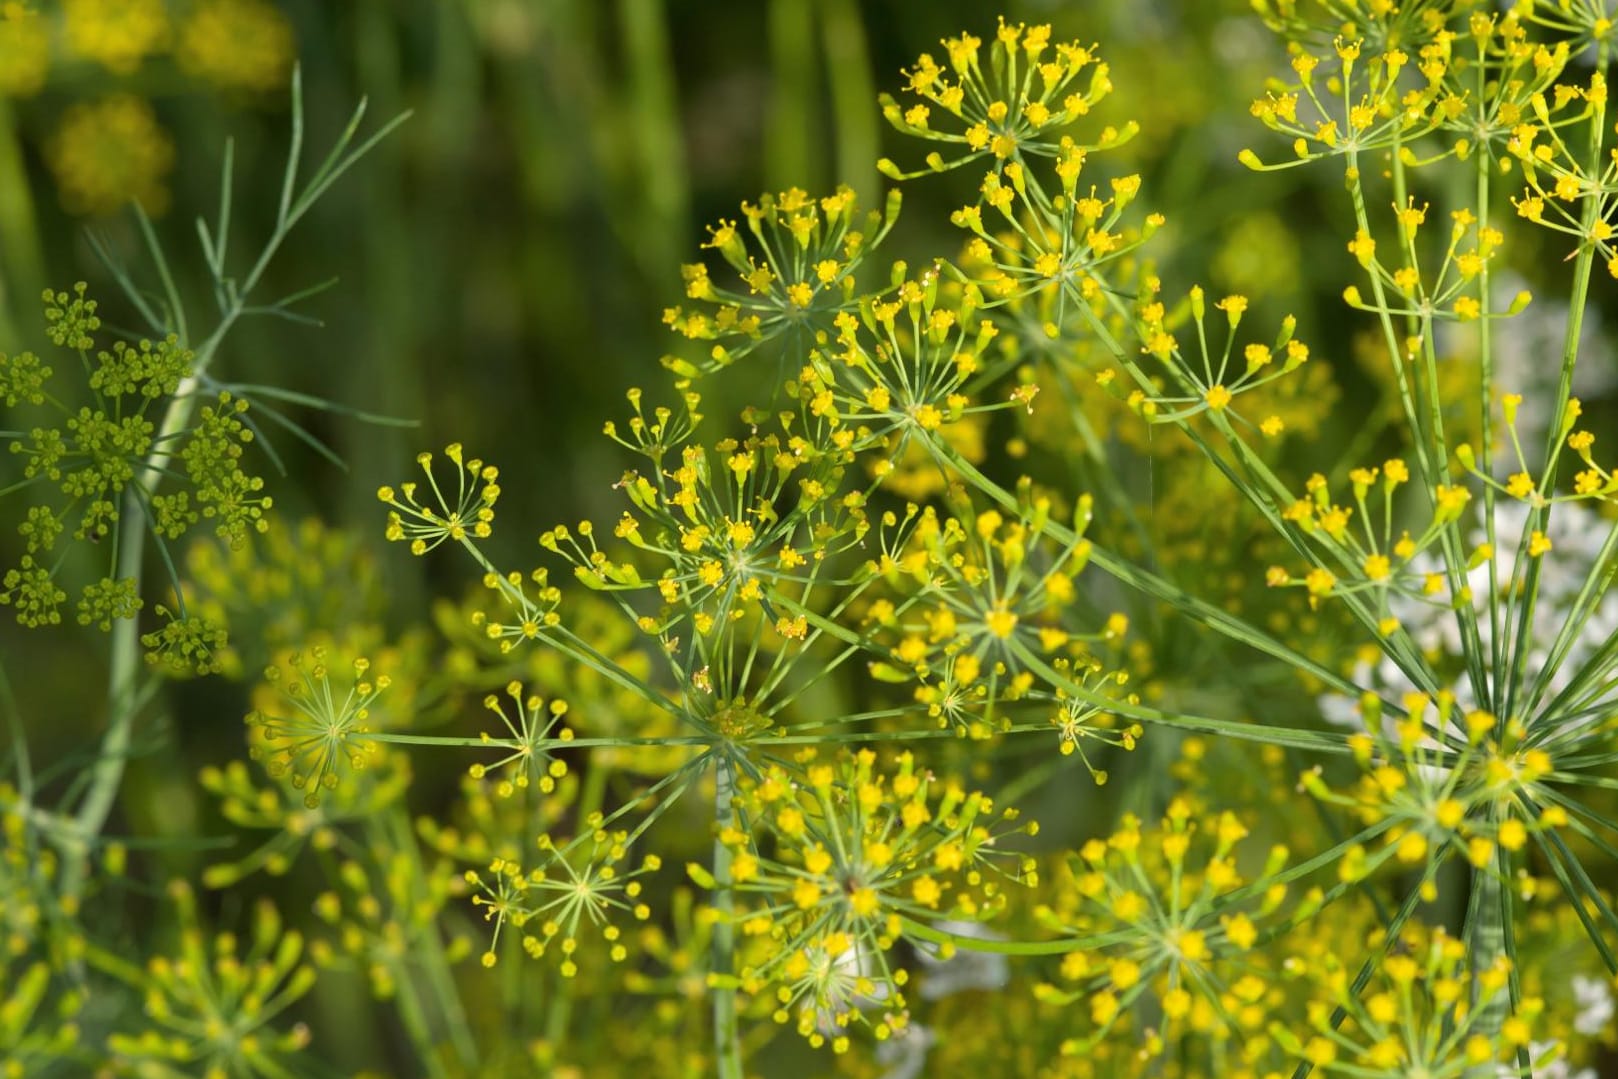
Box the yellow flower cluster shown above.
[1035,798,1290,1065]
[1281,925,1545,1075]
[664,186,900,377]
[45,95,175,216]
[880,18,1133,178]
[0,4,48,96]
[54,0,293,87]
[177,0,294,93]
[467,828,659,977]
[379,443,501,556]
[710,748,1035,1051]
[64,0,168,74]
[1302,698,1565,888]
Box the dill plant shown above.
[0,69,407,1075]
[6,2,1618,1077]
[358,8,1618,1077]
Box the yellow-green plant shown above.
[0,67,407,1077]
[344,6,1618,1076]
[8,3,1618,1077]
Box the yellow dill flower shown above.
[379,443,500,555]
[467,831,658,974]
[245,647,390,808]
[0,4,49,97]
[662,185,899,378]
[63,0,168,74]
[715,748,1035,1047]
[105,882,315,1072]
[880,20,1135,181]
[1039,801,1292,1059]
[468,683,574,797]
[177,0,295,93]
[1281,926,1550,1077]
[873,498,1099,670]
[45,95,175,216]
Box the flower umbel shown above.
[379,443,500,555]
[708,748,1037,1049]
[245,647,390,808]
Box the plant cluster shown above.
[5,2,1618,1076]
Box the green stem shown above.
[64,255,255,894]
[0,654,31,802]
[1343,158,1490,706]
[711,756,744,1079]
[819,0,879,208]
[1468,33,1506,704]
[618,0,689,286]
[63,374,204,899]
[766,0,819,193]
[392,955,453,1079]
[540,758,612,1048]
[0,96,45,345]
[388,806,478,1070]
[62,84,405,899]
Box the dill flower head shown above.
[63,0,168,74]
[1303,697,1567,888]
[177,0,295,93]
[464,827,660,976]
[245,646,390,809]
[880,18,1134,180]
[468,682,574,798]
[869,498,1112,691]
[790,270,1033,462]
[2,287,268,627]
[1279,925,1546,1076]
[575,395,871,658]
[663,185,901,379]
[46,95,175,216]
[379,443,500,555]
[1036,797,1289,1060]
[709,748,1036,1050]
[104,882,316,1078]
[0,4,48,97]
